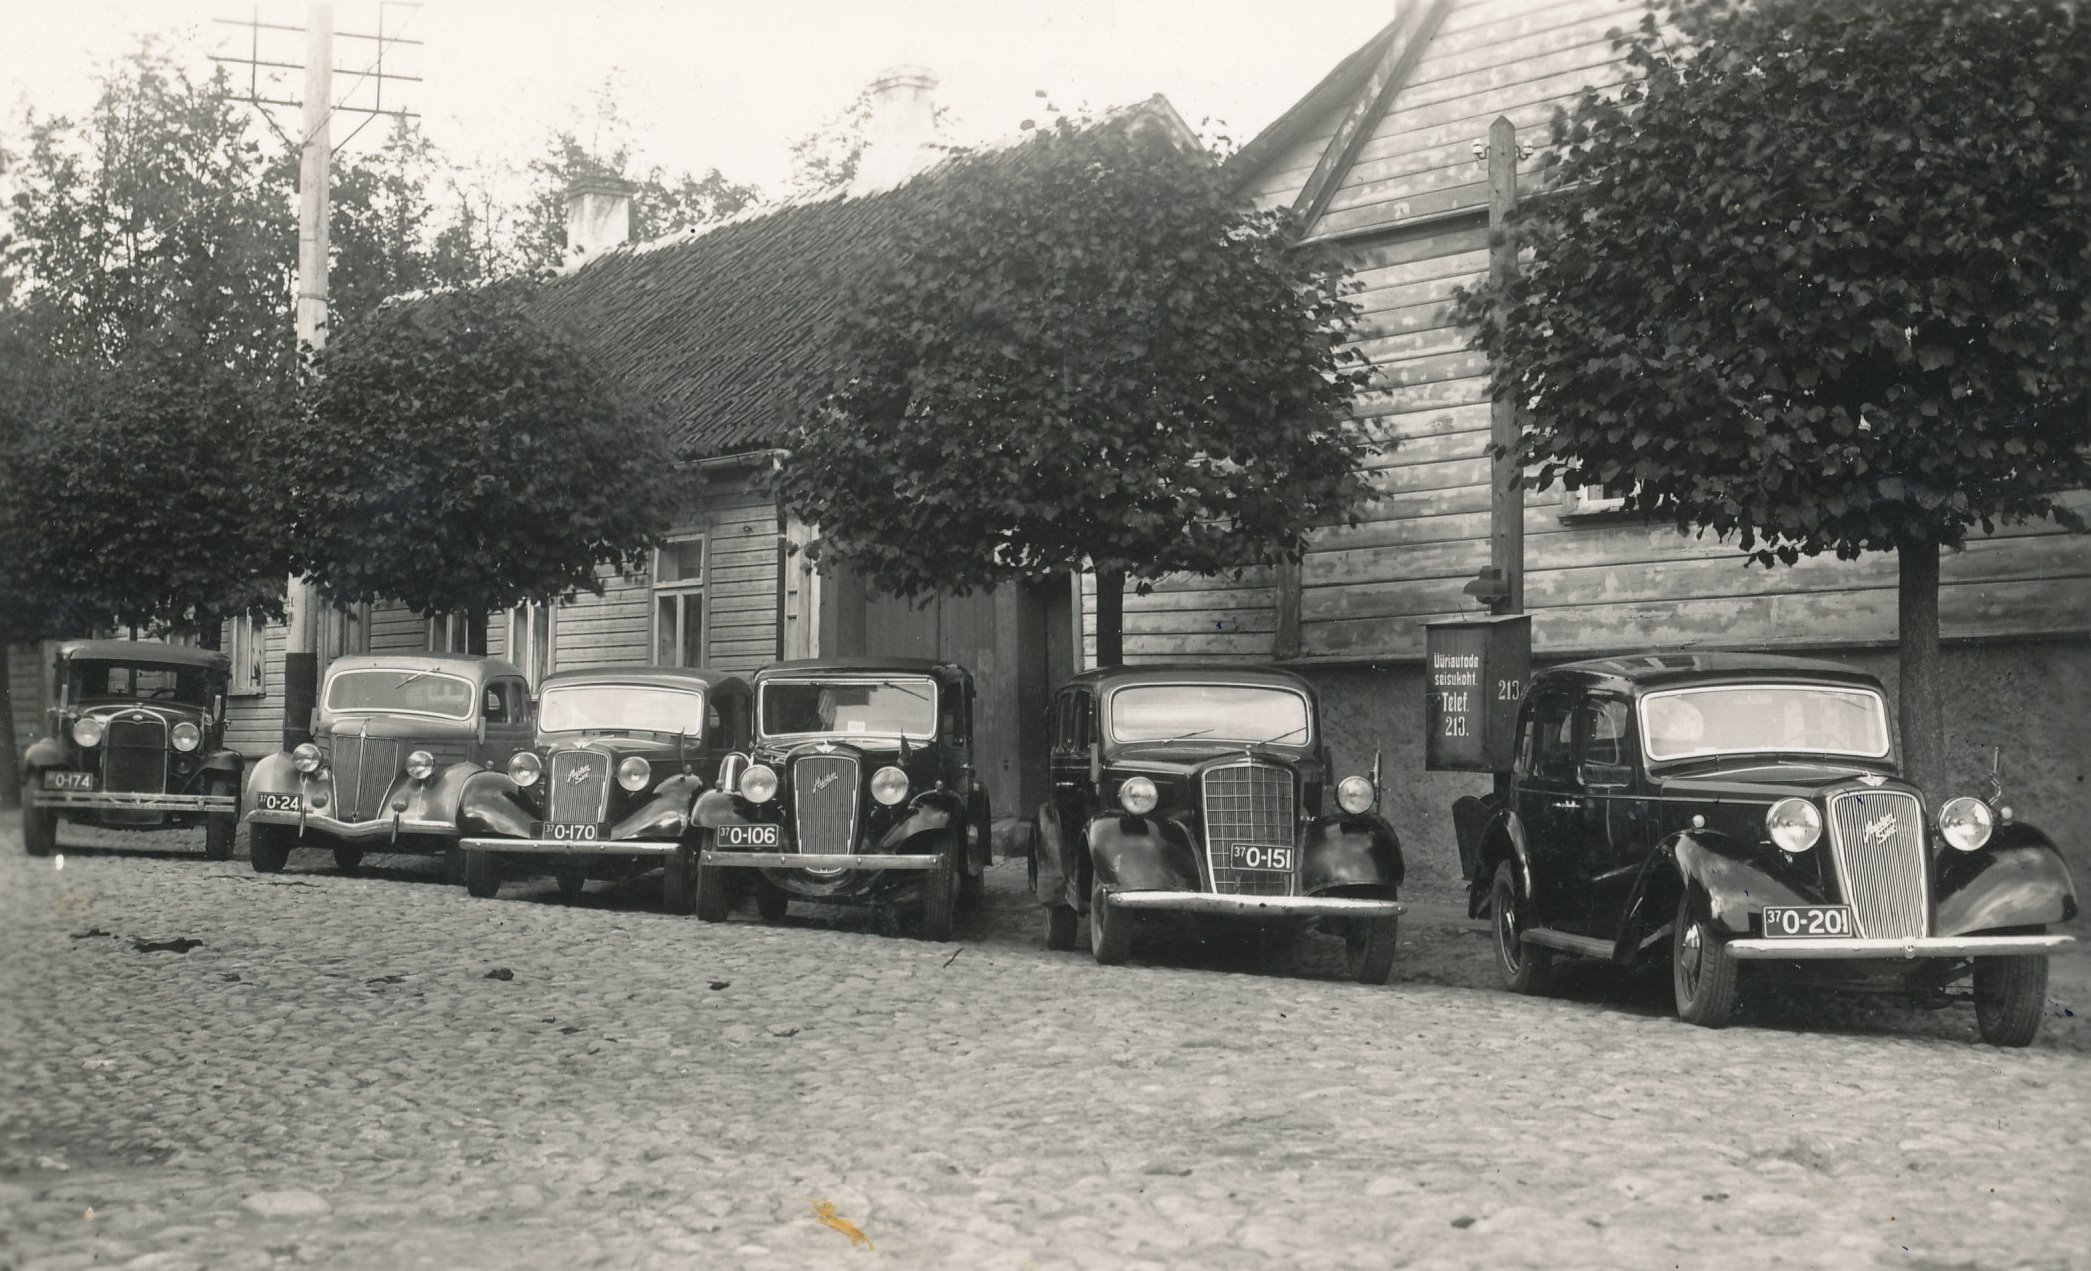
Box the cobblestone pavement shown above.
[3,821,2087,1270]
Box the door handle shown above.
[1551,799,1582,810]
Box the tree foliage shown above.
[1454,0,2089,563]
[779,116,1373,643]
[278,283,681,620]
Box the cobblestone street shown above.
[4,824,2087,1270]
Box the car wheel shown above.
[203,780,237,861]
[1973,951,2048,1048]
[21,786,57,857]
[1089,881,1133,966]
[1044,904,1078,951]
[442,843,468,887]
[464,848,500,899]
[1345,913,1400,986]
[918,841,958,942]
[250,823,293,874]
[693,857,731,923]
[1672,890,1739,1028]
[1254,924,1299,976]
[755,885,789,921]
[332,846,365,873]
[661,844,696,915]
[555,868,586,905]
[1491,861,1551,995]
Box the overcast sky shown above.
[0,1,1388,192]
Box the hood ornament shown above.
[815,740,836,754]
[1858,774,1888,787]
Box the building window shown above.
[653,533,705,667]
[428,612,470,653]
[322,603,370,660]
[1562,481,1631,517]
[507,602,554,686]
[226,615,267,697]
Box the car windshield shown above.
[69,660,212,706]
[1109,684,1313,745]
[539,684,706,736]
[758,677,937,740]
[1640,684,1892,761]
[324,669,476,719]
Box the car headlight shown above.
[1118,776,1158,816]
[72,718,104,748]
[858,765,905,806]
[292,742,323,774]
[1766,798,1822,853]
[405,750,435,781]
[1336,775,1375,815]
[617,756,651,792]
[508,752,543,787]
[740,763,778,804]
[170,722,202,752]
[1939,796,1994,852]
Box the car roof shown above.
[753,657,960,681]
[322,653,523,685]
[58,639,228,671]
[1064,662,1318,693]
[1539,651,1885,694]
[539,665,749,693]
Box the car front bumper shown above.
[1725,933,2077,961]
[245,810,457,841]
[1107,891,1406,920]
[33,790,235,814]
[700,850,943,872]
[462,836,679,858]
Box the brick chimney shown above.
[849,66,942,196]
[563,174,637,266]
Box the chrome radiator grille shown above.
[329,735,400,821]
[1827,790,1929,939]
[792,754,859,858]
[103,715,167,794]
[547,749,611,824]
[1200,759,1297,897]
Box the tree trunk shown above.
[1094,568,1124,668]
[0,642,19,811]
[1897,536,1944,791]
[466,610,490,656]
[197,611,222,652]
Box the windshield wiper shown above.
[877,680,930,701]
[1253,724,1308,746]
[1146,728,1214,746]
[394,671,433,690]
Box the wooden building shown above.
[1101,0,2091,874]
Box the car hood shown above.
[537,733,698,764]
[77,702,210,727]
[1659,758,1910,803]
[1104,743,1312,780]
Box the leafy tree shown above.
[330,117,487,322]
[277,282,681,648]
[780,116,1374,665]
[1453,0,2089,787]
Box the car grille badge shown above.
[816,741,835,754]
[1858,774,1887,787]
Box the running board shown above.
[1520,928,1614,959]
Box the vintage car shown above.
[1030,665,1406,982]
[243,653,534,876]
[693,658,990,940]
[1462,653,2078,1045]
[18,639,243,859]
[455,666,752,907]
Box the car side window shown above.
[1074,692,1094,750]
[483,685,508,724]
[1579,697,1634,784]
[1525,694,1578,782]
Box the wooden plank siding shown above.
[1090,0,2091,671]
[223,621,287,757]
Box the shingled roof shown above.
[527,95,1197,462]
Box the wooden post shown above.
[281,1,331,748]
[1486,115,1524,619]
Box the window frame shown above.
[506,602,555,687]
[225,614,267,697]
[651,531,707,668]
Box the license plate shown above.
[1231,844,1294,871]
[258,792,302,812]
[718,823,780,848]
[44,771,93,791]
[1762,905,1855,938]
[533,822,604,843]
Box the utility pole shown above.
[280,0,333,748]
[1486,113,1524,621]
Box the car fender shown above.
[1935,822,2079,935]
[20,736,68,778]
[874,791,962,852]
[1468,809,1533,918]
[394,761,481,825]
[244,751,303,800]
[1670,830,1817,936]
[1033,802,1073,907]
[1086,814,1200,895]
[200,749,245,779]
[458,770,533,838]
[692,788,750,829]
[1302,813,1403,894]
